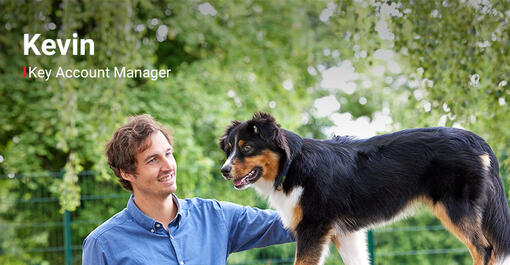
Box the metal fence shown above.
[0,171,129,265]
[0,172,508,265]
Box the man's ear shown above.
[120,169,134,182]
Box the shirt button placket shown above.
[169,231,183,265]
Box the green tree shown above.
[1,0,508,264]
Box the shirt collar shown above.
[127,193,184,231]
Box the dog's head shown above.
[219,112,292,190]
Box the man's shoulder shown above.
[85,209,131,241]
[182,197,250,209]
[180,197,222,211]
[181,197,265,217]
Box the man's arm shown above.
[219,201,295,253]
[82,236,108,265]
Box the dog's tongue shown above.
[233,176,248,187]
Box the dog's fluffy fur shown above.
[220,112,510,265]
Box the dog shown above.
[219,112,510,265]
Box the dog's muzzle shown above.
[221,164,233,180]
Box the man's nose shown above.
[221,164,232,177]
[162,156,174,171]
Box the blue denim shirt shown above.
[82,194,294,265]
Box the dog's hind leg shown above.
[333,230,370,265]
[430,200,493,265]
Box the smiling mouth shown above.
[158,172,176,183]
[233,167,262,189]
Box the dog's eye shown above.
[242,145,254,153]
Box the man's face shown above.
[125,130,177,198]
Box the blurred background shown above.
[0,0,509,264]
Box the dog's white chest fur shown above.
[253,179,303,229]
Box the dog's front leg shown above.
[335,230,370,265]
[294,227,331,265]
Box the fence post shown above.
[368,230,375,265]
[64,209,72,265]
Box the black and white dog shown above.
[220,112,510,265]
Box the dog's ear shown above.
[274,130,291,189]
[274,130,302,190]
[219,120,241,152]
[248,112,281,141]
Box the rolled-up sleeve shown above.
[219,201,295,253]
[82,236,108,265]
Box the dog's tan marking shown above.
[290,205,303,230]
[238,140,245,148]
[228,142,232,149]
[294,256,318,265]
[232,149,280,182]
[233,157,240,167]
[259,150,281,181]
[480,154,491,172]
[489,251,496,265]
[425,199,489,265]
[331,234,341,252]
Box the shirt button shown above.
[156,224,161,227]
[150,229,155,233]
[180,262,184,265]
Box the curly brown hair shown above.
[105,114,173,191]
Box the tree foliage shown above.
[0,0,509,264]
[390,0,510,167]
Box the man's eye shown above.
[148,158,157,164]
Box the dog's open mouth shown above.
[233,167,262,189]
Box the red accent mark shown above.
[23,66,27,78]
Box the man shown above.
[82,114,294,265]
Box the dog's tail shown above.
[481,150,510,265]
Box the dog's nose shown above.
[221,165,232,177]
